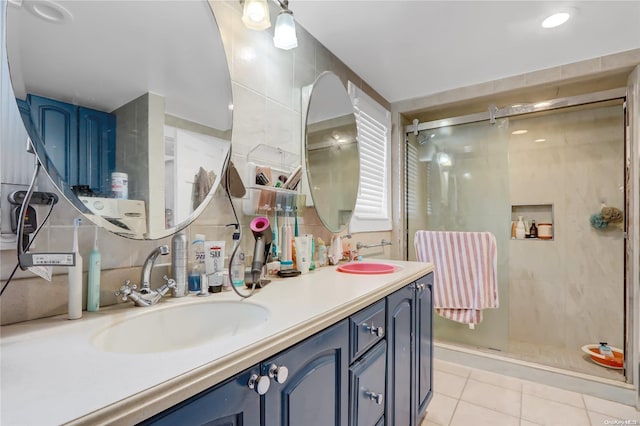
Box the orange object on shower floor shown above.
[581,344,624,369]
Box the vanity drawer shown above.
[349,340,386,426]
[350,299,386,363]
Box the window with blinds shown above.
[348,82,391,232]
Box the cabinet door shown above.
[415,273,433,420]
[78,107,115,195]
[27,94,78,185]
[139,366,261,426]
[386,285,415,426]
[350,340,386,426]
[263,320,349,426]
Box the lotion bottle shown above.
[86,226,101,312]
[68,218,83,320]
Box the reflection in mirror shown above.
[304,72,359,233]
[6,0,233,239]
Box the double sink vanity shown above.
[1,261,433,425]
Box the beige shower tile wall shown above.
[508,105,625,351]
[0,0,388,325]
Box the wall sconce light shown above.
[273,3,298,50]
[241,0,297,50]
[242,0,271,31]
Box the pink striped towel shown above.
[414,231,499,325]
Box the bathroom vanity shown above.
[0,260,433,426]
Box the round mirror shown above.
[6,0,233,239]
[304,72,359,233]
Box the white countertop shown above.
[0,260,433,426]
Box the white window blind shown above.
[348,82,392,232]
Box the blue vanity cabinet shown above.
[20,94,115,194]
[386,283,415,426]
[263,319,349,426]
[415,273,434,420]
[139,365,261,426]
[349,340,387,426]
[386,272,434,426]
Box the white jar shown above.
[111,172,128,199]
[538,223,553,240]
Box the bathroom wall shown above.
[0,0,390,325]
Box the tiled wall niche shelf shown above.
[511,204,554,240]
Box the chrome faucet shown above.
[141,245,170,293]
[115,245,176,307]
[356,239,392,250]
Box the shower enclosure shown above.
[405,92,627,382]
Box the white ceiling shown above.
[291,1,640,104]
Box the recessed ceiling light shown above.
[512,130,528,135]
[534,138,547,143]
[25,0,73,23]
[542,12,571,29]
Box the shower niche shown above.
[511,204,554,240]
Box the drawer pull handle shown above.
[247,374,270,395]
[416,283,426,291]
[268,363,289,384]
[366,391,384,405]
[364,323,384,337]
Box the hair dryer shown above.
[250,216,272,278]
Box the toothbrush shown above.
[68,218,83,319]
[272,204,279,259]
[87,226,101,312]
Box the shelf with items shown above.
[511,204,554,240]
[242,144,305,216]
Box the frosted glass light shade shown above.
[242,0,271,30]
[273,10,297,50]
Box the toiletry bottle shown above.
[529,220,538,238]
[515,216,526,240]
[171,232,187,297]
[317,238,327,267]
[189,234,206,293]
[230,225,245,287]
[68,218,83,320]
[87,226,101,312]
[599,342,614,359]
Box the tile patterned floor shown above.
[422,359,639,426]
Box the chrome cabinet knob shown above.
[247,374,270,395]
[364,323,384,337]
[416,283,426,291]
[366,391,384,405]
[268,364,289,384]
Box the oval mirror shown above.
[304,72,359,233]
[6,0,233,239]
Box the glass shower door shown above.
[406,118,511,351]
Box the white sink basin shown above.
[92,301,269,354]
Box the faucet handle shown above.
[162,275,177,289]
[115,280,137,301]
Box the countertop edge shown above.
[67,264,433,426]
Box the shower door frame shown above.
[403,87,633,384]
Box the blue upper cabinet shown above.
[26,95,78,185]
[263,320,349,426]
[22,94,115,194]
[78,106,115,194]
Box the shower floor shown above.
[436,339,625,382]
